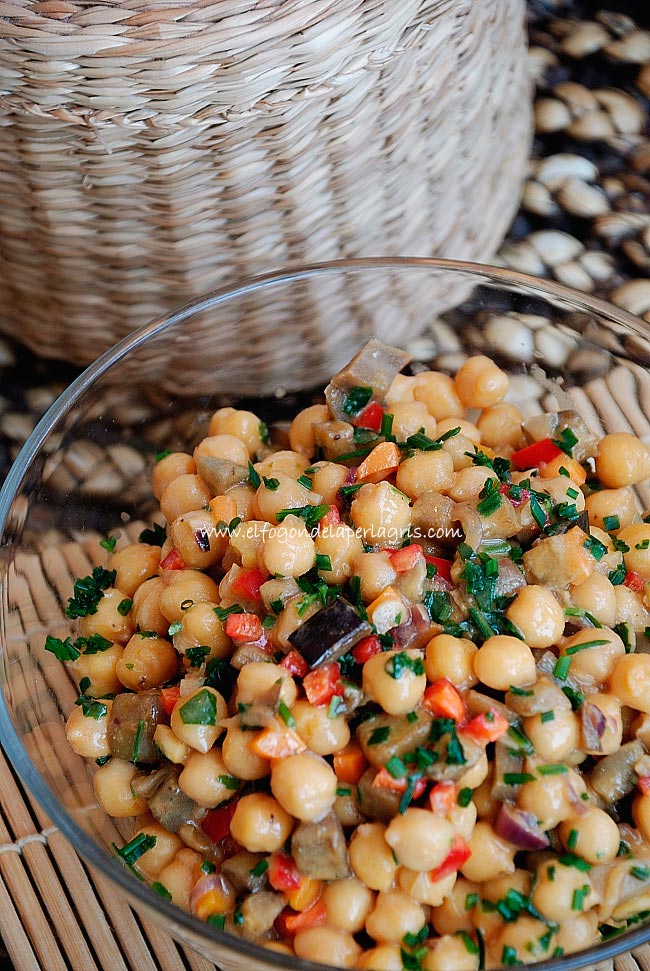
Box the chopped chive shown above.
[603,515,620,531]
[217,775,241,790]
[248,461,261,489]
[553,655,571,680]
[336,786,351,797]
[509,685,534,697]
[250,858,269,877]
[151,882,171,899]
[538,764,568,776]
[262,476,280,491]
[343,386,373,416]
[368,726,391,745]
[458,787,473,807]
[567,829,579,850]
[100,536,117,553]
[558,853,592,872]
[131,719,146,763]
[465,892,480,911]
[385,756,408,779]
[583,536,608,561]
[541,710,555,723]
[503,772,535,786]
[297,474,313,489]
[502,945,518,966]
[381,413,394,438]
[201,860,216,874]
[631,866,650,881]
[277,700,295,727]
[155,449,172,462]
[566,638,609,655]
[315,553,332,572]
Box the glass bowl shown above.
[2,257,650,971]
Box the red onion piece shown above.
[494,803,550,850]
[494,558,527,598]
[581,701,607,754]
[391,605,433,651]
[189,872,232,916]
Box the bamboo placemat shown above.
[1,2,650,969]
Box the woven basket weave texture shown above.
[0,0,530,366]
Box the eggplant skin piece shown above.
[108,690,167,764]
[148,767,200,833]
[291,811,349,880]
[288,597,372,668]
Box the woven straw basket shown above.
[0,0,531,372]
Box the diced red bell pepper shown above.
[319,506,340,529]
[303,662,343,707]
[352,635,383,664]
[511,438,562,471]
[429,781,459,816]
[638,776,650,795]
[268,853,301,892]
[625,571,645,592]
[225,612,263,642]
[422,679,467,722]
[429,834,472,882]
[280,650,309,678]
[372,767,427,799]
[201,799,239,843]
[424,555,453,583]
[160,685,181,715]
[461,709,510,747]
[231,567,267,602]
[387,544,425,573]
[499,483,530,508]
[275,899,327,938]
[352,401,384,432]
[160,548,187,571]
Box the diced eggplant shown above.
[148,768,199,833]
[522,410,597,463]
[391,605,435,652]
[466,690,518,724]
[177,820,218,857]
[325,339,412,419]
[108,690,167,764]
[312,420,355,460]
[291,811,349,880]
[354,768,402,822]
[590,740,646,805]
[357,709,433,769]
[412,492,456,549]
[238,891,285,941]
[288,597,372,668]
[506,677,571,717]
[222,851,269,893]
[492,740,525,802]
[494,558,527,598]
[523,526,593,589]
[131,764,175,799]
[480,499,520,541]
[236,702,278,731]
[424,732,483,783]
[197,456,248,494]
[230,644,275,669]
[450,503,483,551]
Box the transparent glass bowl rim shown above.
[1,256,649,971]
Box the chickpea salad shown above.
[47,339,650,970]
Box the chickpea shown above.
[555,912,599,956]
[494,916,554,965]
[390,401,438,441]
[78,587,134,645]
[309,462,348,505]
[152,452,196,500]
[65,701,111,759]
[385,808,454,872]
[262,514,315,578]
[294,926,361,967]
[131,577,168,637]
[193,433,249,468]
[159,571,220,623]
[398,869,456,907]
[423,934,479,971]
[227,519,269,570]
[255,472,321,525]
[208,407,266,456]
[156,847,202,911]
[539,474,586,512]
[362,649,426,716]
[448,467,498,503]
[169,509,226,570]
[365,890,426,944]
[153,724,189,765]
[425,634,478,689]
[460,821,516,882]
[170,686,227,753]
[609,653,650,712]
[455,355,509,409]
[221,724,269,781]
[387,373,417,406]
[438,417,481,441]
[93,758,147,817]
[180,750,240,809]
[353,551,398,603]
[476,402,524,450]
[115,633,178,691]
[518,770,586,831]
[349,822,399,892]
[235,661,297,708]
[133,823,184,880]
[159,474,212,524]
[255,449,310,479]
[615,584,650,628]
[288,404,331,457]
[224,482,256,521]
[596,433,650,488]
[356,945,403,971]
[457,752,489,791]
[429,877,477,935]
[619,523,650,578]
[229,793,293,852]
[473,635,536,691]
[524,707,580,762]
[585,488,639,531]
[559,627,625,686]
[291,700,350,755]
[414,371,465,420]
[271,751,337,822]
[323,878,375,933]
[570,573,617,629]
[315,522,364,586]
[558,808,620,865]
[350,481,411,550]
[442,432,481,472]
[107,543,161,598]
[74,642,123,697]
[173,601,231,661]
[505,585,565,649]
[396,451,455,501]
[532,862,594,923]
[334,793,365,829]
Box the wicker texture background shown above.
[0,0,530,364]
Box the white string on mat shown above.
[0,827,58,855]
